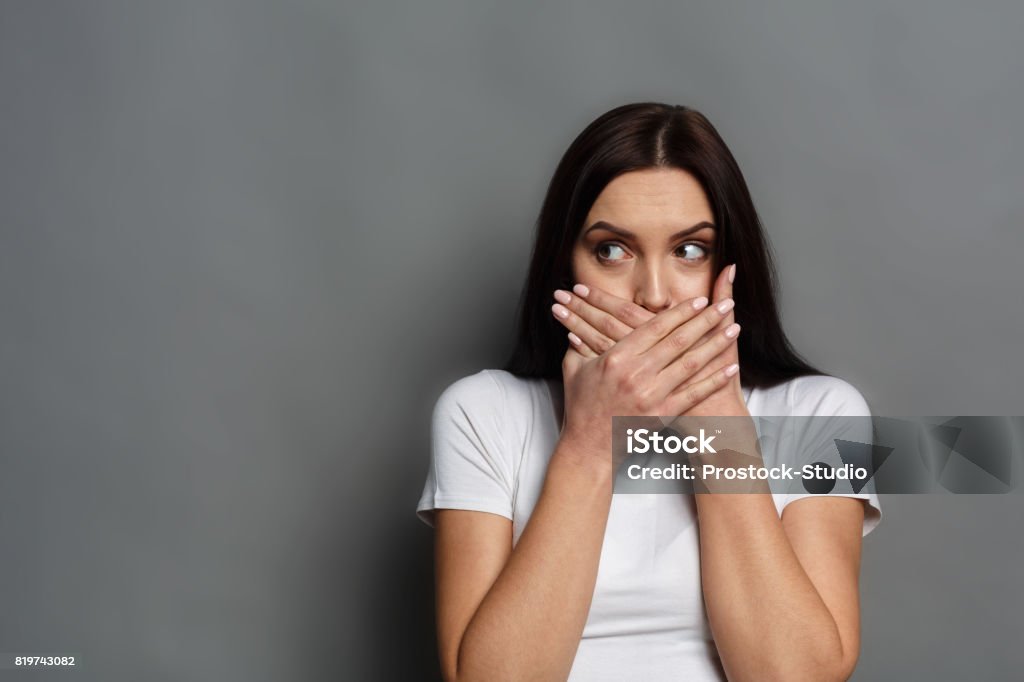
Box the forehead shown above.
[586,168,713,226]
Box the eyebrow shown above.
[583,220,716,242]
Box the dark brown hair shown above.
[502,102,829,388]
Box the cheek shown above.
[570,250,593,283]
[672,279,712,302]
[690,270,715,299]
[570,252,625,294]
[658,268,711,301]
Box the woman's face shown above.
[571,168,717,313]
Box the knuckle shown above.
[601,350,622,372]
[646,317,668,338]
[671,331,691,351]
[681,354,700,374]
[616,372,635,394]
[598,315,617,337]
[619,303,643,326]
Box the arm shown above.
[691,402,866,682]
[434,440,612,682]
[547,271,870,679]
[428,297,737,679]
[434,288,737,681]
[696,490,865,681]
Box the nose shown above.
[633,262,673,313]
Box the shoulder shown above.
[765,375,882,535]
[432,369,539,422]
[435,369,504,408]
[756,374,871,417]
[428,369,543,483]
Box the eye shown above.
[676,243,710,262]
[595,242,629,262]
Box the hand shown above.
[556,292,741,466]
[551,264,747,415]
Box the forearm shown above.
[453,440,612,682]
[686,397,847,681]
[695,492,846,681]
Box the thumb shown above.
[561,344,585,381]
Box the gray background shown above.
[1,1,1022,680]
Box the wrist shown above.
[686,394,749,417]
[552,433,615,482]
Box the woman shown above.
[416,102,882,681]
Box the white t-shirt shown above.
[416,369,882,681]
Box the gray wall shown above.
[1,1,1021,680]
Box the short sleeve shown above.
[773,376,883,537]
[416,370,515,528]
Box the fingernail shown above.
[716,298,735,314]
[552,303,569,319]
[568,332,582,346]
[573,283,590,297]
[725,363,739,377]
[728,264,736,284]
[554,290,571,305]
[692,296,709,309]
[725,323,741,338]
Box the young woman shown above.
[416,102,882,681]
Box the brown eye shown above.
[596,243,628,261]
[677,243,709,261]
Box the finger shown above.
[570,283,656,335]
[716,263,735,305]
[685,263,738,369]
[663,361,740,415]
[691,312,733,354]
[674,337,736,389]
[661,321,740,390]
[647,264,737,393]
[642,296,736,370]
[707,263,737,334]
[566,331,600,359]
[551,302,616,354]
[610,295,712,357]
[553,287,634,342]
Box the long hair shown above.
[502,102,829,388]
